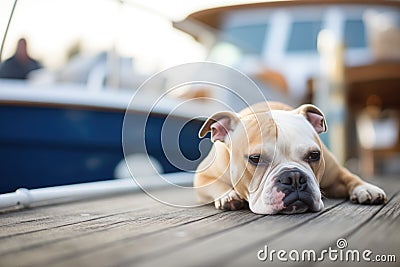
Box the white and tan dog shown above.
[194,102,387,214]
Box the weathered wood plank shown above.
[0,207,225,267]
[317,192,400,267]
[118,199,345,267]
[0,186,197,238]
[46,211,265,267]
[22,199,342,267]
[0,177,398,267]
[0,188,203,255]
[0,192,155,237]
[112,178,400,267]
[221,190,400,267]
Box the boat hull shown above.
[0,104,207,193]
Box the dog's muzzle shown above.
[276,168,316,214]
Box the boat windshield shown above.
[222,23,269,55]
[286,20,322,53]
[344,19,367,49]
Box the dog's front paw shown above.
[215,190,246,211]
[350,183,387,204]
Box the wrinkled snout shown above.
[276,168,320,214]
[248,167,324,215]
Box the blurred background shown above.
[0,0,399,193]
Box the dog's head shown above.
[199,104,327,214]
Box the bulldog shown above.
[194,102,387,214]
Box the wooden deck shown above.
[0,176,399,267]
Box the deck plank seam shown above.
[0,220,129,256]
[0,207,153,240]
[30,210,224,267]
[0,207,214,256]
[0,218,54,227]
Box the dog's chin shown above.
[278,200,309,214]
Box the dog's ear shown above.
[199,111,240,142]
[294,104,327,134]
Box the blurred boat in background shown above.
[174,0,400,103]
[0,80,214,194]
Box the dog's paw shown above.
[215,190,246,211]
[350,183,387,204]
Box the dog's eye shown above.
[306,151,321,162]
[248,154,261,165]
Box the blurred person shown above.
[0,38,42,79]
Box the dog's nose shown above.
[278,170,307,191]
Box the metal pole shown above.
[0,0,18,62]
[0,172,192,211]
